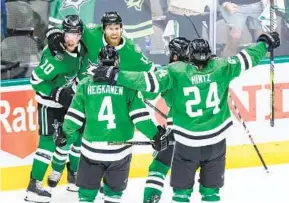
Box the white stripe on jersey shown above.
[129,108,149,117]
[241,49,253,69]
[236,54,246,75]
[68,108,85,119]
[150,72,159,93]
[35,95,63,108]
[82,138,127,150]
[30,71,43,85]
[174,132,226,147]
[131,115,151,125]
[149,63,156,72]
[81,145,132,162]
[172,118,232,137]
[64,115,83,126]
[144,72,152,92]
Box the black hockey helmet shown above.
[62,15,84,34]
[188,38,212,66]
[168,37,190,62]
[101,11,123,30]
[98,45,120,66]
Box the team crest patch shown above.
[54,53,64,61]
[135,44,141,53]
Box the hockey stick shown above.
[229,95,269,173]
[108,141,175,146]
[184,14,201,38]
[144,99,168,119]
[108,141,154,146]
[269,0,275,127]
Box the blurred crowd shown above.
[1,0,289,80]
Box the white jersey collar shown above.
[65,43,82,58]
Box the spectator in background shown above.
[1,0,7,39]
[219,0,264,57]
[284,0,289,40]
[164,0,211,43]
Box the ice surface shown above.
[0,164,288,203]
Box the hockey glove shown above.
[46,27,65,56]
[92,65,119,85]
[51,86,74,109]
[257,32,280,50]
[152,125,169,152]
[52,120,67,147]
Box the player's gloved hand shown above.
[46,27,65,56]
[52,121,67,147]
[257,32,280,50]
[92,65,119,85]
[51,86,74,109]
[152,125,170,151]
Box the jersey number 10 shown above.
[184,82,220,118]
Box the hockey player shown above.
[25,15,86,203]
[52,45,169,203]
[91,32,280,202]
[143,37,190,203]
[46,11,156,81]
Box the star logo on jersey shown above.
[84,60,98,76]
[61,0,90,13]
[124,0,144,11]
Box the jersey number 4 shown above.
[184,82,220,117]
[98,96,116,129]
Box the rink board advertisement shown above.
[1,61,289,191]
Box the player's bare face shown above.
[64,33,81,52]
[104,24,122,46]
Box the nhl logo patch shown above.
[55,53,64,61]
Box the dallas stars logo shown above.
[61,0,90,13]
[125,0,144,11]
[83,60,99,76]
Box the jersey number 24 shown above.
[184,82,220,117]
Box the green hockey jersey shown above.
[30,45,86,108]
[77,24,156,81]
[48,0,96,27]
[62,76,158,161]
[116,42,268,147]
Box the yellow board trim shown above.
[1,141,289,191]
